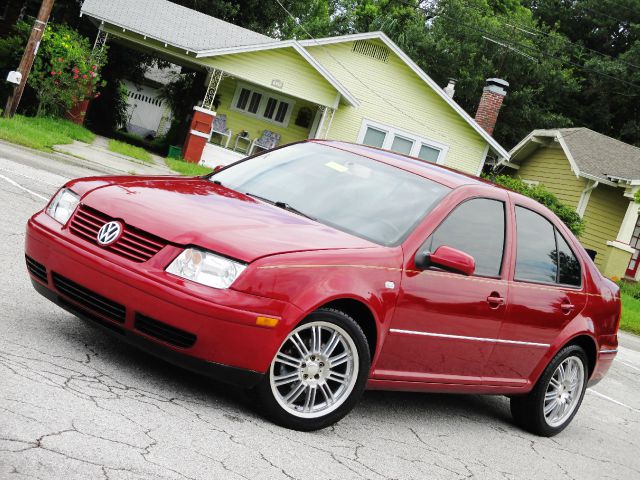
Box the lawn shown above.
[108,139,153,163]
[0,115,95,151]
[165,158,213,176]
[620,294,640,336]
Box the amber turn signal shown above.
[256,316,279,327]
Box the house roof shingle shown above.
[557,128,640,183]
[510,128,640,184]
[81,0,274,52]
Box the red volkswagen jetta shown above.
[25,141,620,435]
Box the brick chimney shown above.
[474,78,509,135]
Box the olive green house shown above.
[498,128,640,280]
[80,0,509,174]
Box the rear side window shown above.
[425,198,506,277]
[556,231,581,286]
[515,207,581,286]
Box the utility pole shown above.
[3,0,55,118]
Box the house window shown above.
[362,127,386,148]
[358,120,449,164]
[232,83,294,127]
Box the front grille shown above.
[52,273,126,323]
[26,256,47,283]
[69,205,166,263]
[134,313,197,348]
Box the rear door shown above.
[485,203,587,387]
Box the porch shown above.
[200,75,330,167]
[81,2,349,164]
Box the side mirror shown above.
[414,245,475,276]
[213,164,225,173]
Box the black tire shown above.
[510,345,588,437]
[255,308,371,431]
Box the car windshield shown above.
[210,143,450,246]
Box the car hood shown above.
[79,177,377,262]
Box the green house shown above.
[80,0,509,174]
[498,128,640,280]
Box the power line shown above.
[408,2,640,90]
[576,3,637,25]
[447,12,640,89]
[416,0,640,71]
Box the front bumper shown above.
[25,212,302,388]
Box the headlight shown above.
[46,188,80,225]
[166,248,247,289]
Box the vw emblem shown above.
[97,221,123,246]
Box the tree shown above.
[525,0,640,146]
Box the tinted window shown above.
[425,198,506,276]
[556,231,581,286]
[515,207,558,283]
[212,143,450,246]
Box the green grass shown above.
[621,292,640,335]
[165,158,213,176]
[108,139,153,163]
[0,115,95,151]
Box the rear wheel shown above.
[256,308,370,431]
[510,345,588,436]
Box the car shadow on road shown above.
[56,315,515,431]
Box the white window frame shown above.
[356,119,449,165]
[231,82,295,127]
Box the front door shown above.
[374,196,510,384]
[626,216,640,278]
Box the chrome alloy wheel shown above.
[543,356,585,427]
[270,321,359,419]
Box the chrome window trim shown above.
[389,328,550,348]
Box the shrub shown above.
[28,22,107,116]
[483,174,586,236]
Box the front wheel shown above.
[510,345,588,436]
[256,308,371,431]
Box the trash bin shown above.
[168,145,182,159]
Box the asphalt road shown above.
[1,144,639,480]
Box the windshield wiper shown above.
[245,193,316,221]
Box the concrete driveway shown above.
[1,144,639,480]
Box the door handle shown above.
[486,294,505,308]
[561,301,575,314]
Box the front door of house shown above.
[625,216,640,278]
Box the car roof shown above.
[312,139,494,189]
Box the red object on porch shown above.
[65,99,90,125]
[182,107,215,163]
[625,216,640,278]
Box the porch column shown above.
[600,198,638,279]
[92,29,109,53]
[616,199,640,244]
[182,68,223,163]
[315,106,335,139]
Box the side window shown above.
[515,207,557,283]
[556,231,581,286]
[425,198,505,277]
[515,206,582,286]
